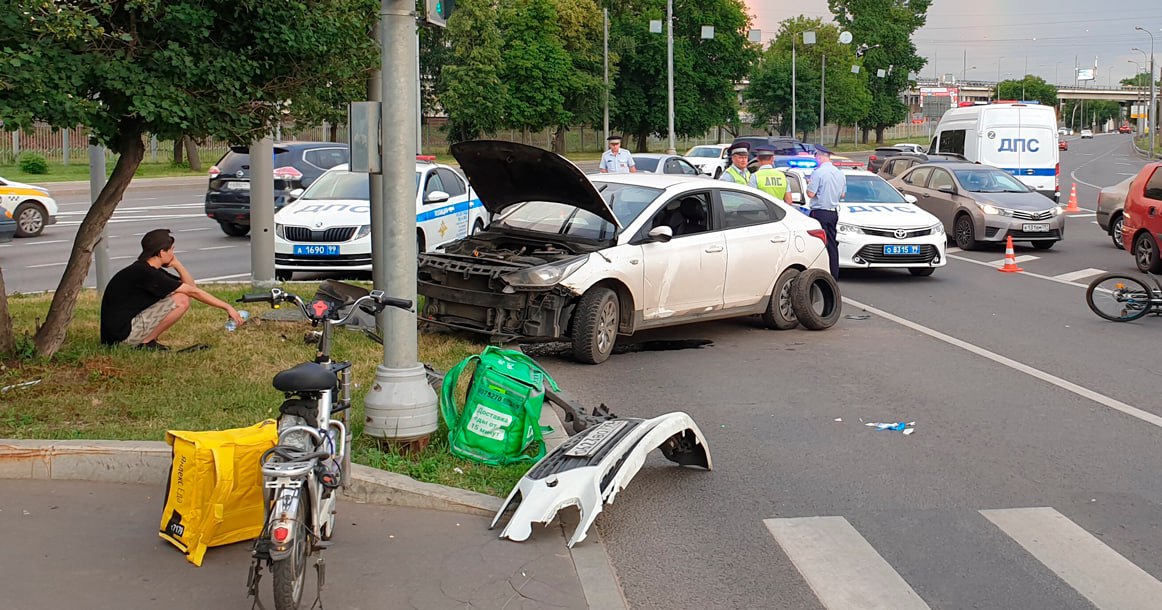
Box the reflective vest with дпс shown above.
[752,167,789,200]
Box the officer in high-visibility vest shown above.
[748,147,793,205]
[718,142,751,184]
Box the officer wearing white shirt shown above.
[599,135,636,174]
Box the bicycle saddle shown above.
[273,362,337,392]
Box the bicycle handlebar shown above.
[237,287,412,324]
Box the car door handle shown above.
[705,245,724,253]
[770,235,788,243]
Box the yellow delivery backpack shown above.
[159,420,278,566]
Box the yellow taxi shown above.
[0,177,58,237]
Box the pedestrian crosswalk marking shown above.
[981,507,1162,610]
[1053,268,1106,282]
[764,516,932,610]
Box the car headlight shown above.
[501,255,589,288]
[353,224,371,240]
[1049,206,1063,216]
[929,222,944,235]
[978,203,1008,216]
[837,223,864,235]
[274,223,285,238]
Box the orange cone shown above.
[998,236,1024,273]
[1064,183,1082,213]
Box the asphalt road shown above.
[5,136,1160,609]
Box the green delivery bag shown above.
[439,346,559,465]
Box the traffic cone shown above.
[998,236,1024,273]
[1064,183,1082,213]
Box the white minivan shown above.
[928,102,1060,202]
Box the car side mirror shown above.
[647,226,673,243]
[936,185,956,194]
[903,194,918,204]
[288,188,304,200]
[791,193,803,203]
[425,190,450,204]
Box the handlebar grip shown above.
[381,296,413,310]
[238,293,272,303]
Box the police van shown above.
[928,102,1060,201]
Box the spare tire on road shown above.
[789,269,842,330]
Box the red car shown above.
[1121,161,1162,273]
[1118,124,1132,134]
[1058,139,1068,151]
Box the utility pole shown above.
[249,136,275,288]
[363,0,438,446]
[90,146,111,293]
[603,8,609,143]
[1137,26,1156,158]
[666,0,676,154]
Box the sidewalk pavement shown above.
[0,406,626,610]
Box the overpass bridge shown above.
[908,80,1148,103]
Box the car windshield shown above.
[687,147,720,158]
[953,169,1031,193]
[843,175,908,204]
[634,157,660,172]
[301,170,420,200]
[494,183,662,241]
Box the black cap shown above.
[755,147,775,157]
[813,144,833,155]
[729,142,751,156]
[607,135,623,142]
[139,228,174,261]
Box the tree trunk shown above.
[329,122,339,143]
[183,136,201,172]
[0,264,13,356]
[875,126,886,145]
[861,127,870,144]
[833,126,842,147]
[34,132,146,358]
[173,138,184,165]
[552,126,567,154]
[635,132,648,154]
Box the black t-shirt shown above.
[100,260,183,344]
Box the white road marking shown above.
[981,507,1162,610]
[1066,212,1096,217]
[10,239,68,247]
[177,227,211,232]
[946,246,962,253]
[986,254,1039,267]
[198,245,236,251]
[26,262,66,268]
[1053,268,1106,282]
[947,253,1092,288]
[764,516,931,610]
[844,297,1162,429]
[1069,142,1127,190]
[200,273,250,282]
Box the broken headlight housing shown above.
[501,255,589,288]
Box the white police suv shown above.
[274,158,486,280]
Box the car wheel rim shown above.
[1138,238,1154,267]
[18,209,42,233]
[779,280,796,320]
[597,300,617,352]
[955,220,971,246]
[1114,218,1123,241]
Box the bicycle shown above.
[241,286,411,610]
[1085,272,1162,322]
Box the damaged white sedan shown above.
[418,141,840,364]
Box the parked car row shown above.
[1098,161,1162,273]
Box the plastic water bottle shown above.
[225,310,250,332]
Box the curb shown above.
[0,403,568,518]
[34,176,207,197]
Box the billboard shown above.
[1077,68,1095,81]
[920,87,960,119]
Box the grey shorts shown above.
[124,296,177,345]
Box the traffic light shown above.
[425,0,454,28]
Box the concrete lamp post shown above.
[1135,27,1156,158]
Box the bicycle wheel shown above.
[271,495,311,610]
[1086,274,1153,322]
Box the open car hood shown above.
[450,140,620,228]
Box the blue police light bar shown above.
[785,159,818,168]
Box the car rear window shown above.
[634,157,659,172]
[1145,167,1162,202]
[214,146,294,175]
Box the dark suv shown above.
[204,141,349,236]
[730,137,813,171]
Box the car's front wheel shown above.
[14,202,46,237]
[219,221,249,237]
[1133,232,1162,274]
[1110,214,1124,250]
[275,270,293,281]
[953,214,977,250]
[572,287,619,364]
[1031,240,1056,250]
[761,268,800,330]
[908,267,936,277]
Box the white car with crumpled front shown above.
[785,168,947,276]
[273,160,486,280]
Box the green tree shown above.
[420,20,455,120]
[996,76,1057,106]
[606,0,758,152]
[1062,100,1122,131]
[441,0,509,142]
[498,0,576,140]
[0,0,378,357]
[550,0,605,153]
[828,0,931,144]
[1120,73,1160,88]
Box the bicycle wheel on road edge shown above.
[1086,274,1153,322]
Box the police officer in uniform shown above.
[599,135,636,174]
[719,142,751,184]
[748,147,793,204]
[806,144,847,279]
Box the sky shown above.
[744,0,1162,87]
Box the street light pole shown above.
[792,36,797,138]
[1137,26,1155,159]
[996,56,1003,100]
[666,0,676,154]
[603,8,608,143]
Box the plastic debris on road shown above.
[865,421,916,434]
[844,314,871,320]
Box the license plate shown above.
[1022,223,1050,232]
[883,245,921,255]
[223,181,250,191]
[293,245,340,256]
